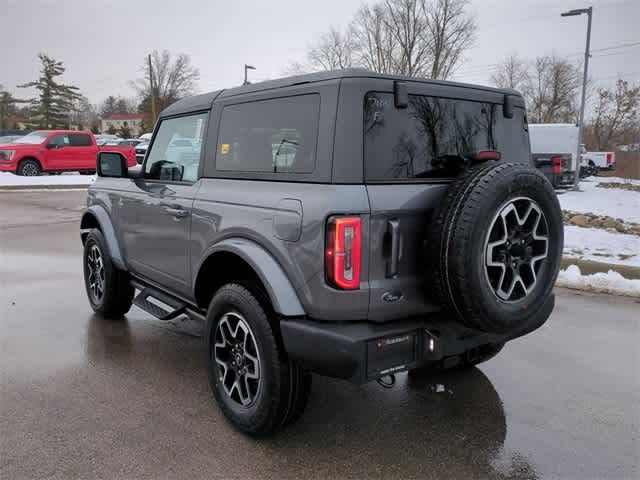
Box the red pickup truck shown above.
[0,130,136,176]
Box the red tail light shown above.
[606,153,613,164]
[475,150,501,161]
[552,156,562,175]
[326,216,361,290]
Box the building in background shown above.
[100,113,146,136]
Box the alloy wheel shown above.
[484,197,549,302]
[214,312,261,407]
[86,244,105,303]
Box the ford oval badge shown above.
[381,291,403,303]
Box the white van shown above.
[529,123,579,188]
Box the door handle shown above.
[161,203,189,219]
[386,219,400,278]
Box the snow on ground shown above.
[557,265,640,297]
[563,225,640,267]
[0,172,95,187]
[558,176,640,223]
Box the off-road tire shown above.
[17,159,42,176]
[206,283,311,436]
[426,162,563,334]
[83,229,134,318]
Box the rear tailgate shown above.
[362,84,531,322]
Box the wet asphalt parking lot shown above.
[1,190,638,479]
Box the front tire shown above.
[83,229,134,319]
[206,283,311,436]
[17,159,42,176]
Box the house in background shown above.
[100,113,146,136]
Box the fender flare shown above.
[197,238,305,317]
[80,206,126,270]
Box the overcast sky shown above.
[2,0,638,107]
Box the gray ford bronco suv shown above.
[81,69,563,436]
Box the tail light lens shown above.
[606,153,613,164]
[552,156,562,175]
[326,216,361,290]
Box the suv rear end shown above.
[283,75,557,382]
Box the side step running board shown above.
[132,286,187,321]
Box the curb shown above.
[561,257,640,280]
[0,184,90,191]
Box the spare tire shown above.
[427,162,563,334]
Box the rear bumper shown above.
[281,294,554,384]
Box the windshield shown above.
[14,132,49,145]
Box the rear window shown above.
[216,94,320,174]
[364,92,529,181]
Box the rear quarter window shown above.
[364,92,529,182]
[216,94,320,174]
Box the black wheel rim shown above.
[213,312,261,407]
[86,244,105,303]
[22,163,39,176]
[484,197,549,302]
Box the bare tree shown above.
[308,27,356,70]
[524,55,581,124]
[490,54,529,91]
[424,0,477,79]
[132,50,200,113]
[286,0,476,79]
[585,79,640,151]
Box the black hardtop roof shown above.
[160,68,521,117]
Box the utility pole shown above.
[243,64,256,85]
[561,6,593,191]
[148,54,157,126]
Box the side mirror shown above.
[46,143,58,149]
[97,152,128,178]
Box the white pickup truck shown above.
[583,151,616,171]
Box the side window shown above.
[216,94,320,174]
[69,134,92,146]
[145,112,208,182]
[48,134,69,148]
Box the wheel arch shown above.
[194,239,305,317]
[80,206,126,270]
[17,156,42,173]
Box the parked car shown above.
[583,151,616,171]
[134,140,149,164]
[0,130,137,176]
[138,132,153,141]
[81,70,563,436]
[95,134,121,146]
[529,123,579,188]
[117,138,145,147]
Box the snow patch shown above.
[563,225,640,267]
[557,265,640,297]
[0,172,95,187]
[559,177,640,223]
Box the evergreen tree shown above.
[18,53,82,128]
[119,121,131,138]
[0,84,29,130]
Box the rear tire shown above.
[17,159,42,176]
[206,283,311,436]
[83,229,134,319]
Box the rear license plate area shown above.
[366,332,417,379]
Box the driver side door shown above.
[118,112,208,297]
[44,134,71,170]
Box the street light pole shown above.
[561,6,593,190]
[243,64,256,85]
